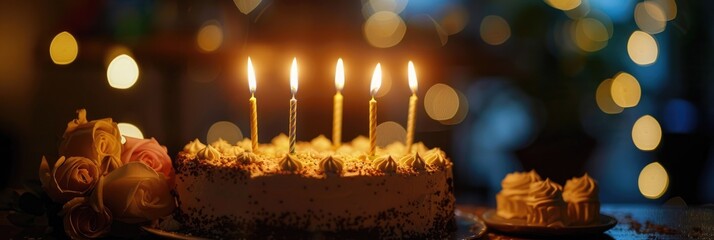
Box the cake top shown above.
[178,134,451,178]
[563,173,599,202]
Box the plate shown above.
[481,209,617,237]
[143,209,487,240]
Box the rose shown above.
[59,109,122,173]
[93,162,175,223]
[39,156,99,203]
[61,197,112,240]
[121,137,174,185]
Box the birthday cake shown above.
[174,135,455,238]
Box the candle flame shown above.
[247,57,256,93]
[370,63,382,97]
[408,61,418,93]
[290,57,298,95]
[335,58,345,91]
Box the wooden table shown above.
[459,204,714,239]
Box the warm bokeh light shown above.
[628,31,659,66]
[652,0,677,21]
[595,78,624,114]
[638,162,669,199]
[197,22,223,52]
[367,0,408,14]
[573,18,608,52]
[104,45,132,67]
[635,1,666,34]
[440,6,469,35]
[363,11,407,48]
[107,54,139,89]
[247,57,256,93]
[234,0,262,14]
[610,72,641,108]
[408,61,418,93]
[480,15,511,46]
[290,58,298,94]
[544,0,581,11]
[424,83,460,121]
[118,123,144,144]
[335,58,344,91]
[207,121,243,144]
[376,121,406,147]
[632,115,663,151]
[371,63,382,96]
[440,89,469,125]
[49,31,78,65]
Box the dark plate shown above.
[142,210,487,240]
[481,209,617,237]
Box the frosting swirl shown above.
[279,154,303,172]
[400,153,426,171]
[238,152,257,164]
[563,173,598,203]
[210,138,233,154]
[424,148,447,168]
[183,138,206,154]
[319,156,343,176]
[197,145,222,161]
[527,179,564,207]
[500,170,541,197]
[373,155,398,173]
[311,135,332,151]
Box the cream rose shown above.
[61,197,112,240]
[93,162,175,223]
[59,109,122,173]
[121,137,174,185]
[39,156,99,203]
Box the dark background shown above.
[1,0,712,205]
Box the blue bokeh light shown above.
[662,99,697,133]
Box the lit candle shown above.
[289,58,298,154]
[369,63,382,156]
[406,61,418,153]
[333,58,344,148]
[247,57,259,152]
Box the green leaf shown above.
[23,179,44,197]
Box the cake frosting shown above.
[526,179,567,227]
[563,173,600,225]
[174,135,455,238]
[496,170,541,219]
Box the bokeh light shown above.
[634,1,666,34]
[107,54,139,89]
[207,121,243,144]
[573,18,609,52]
[480,15,511,46]
[638,162,669,199]
[118,122,144,144]
[632,115,662,151]
[651,0,677,21]
[440,5,469,35]
[628,30,658,66]
[610,72,641,108]
[376,121,406,147]
[544,0,582,11]
[363,11,407,48]
[595,78,624,114]
[197,21,223,52]
[440,89,469,125]
[104,45,132,67]
[234,0,262,14]
[367,0,408,14]
[424,83,460,121]
[49,31,78,65]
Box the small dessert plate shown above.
[481,209,616,237]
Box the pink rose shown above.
[121,137,174,185]
[61,197,112,240]
[59,109,123,173]
[39,156,99,203]
[93,162,176,224]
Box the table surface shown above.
[1,204,713,239]
[458,204,714,239]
